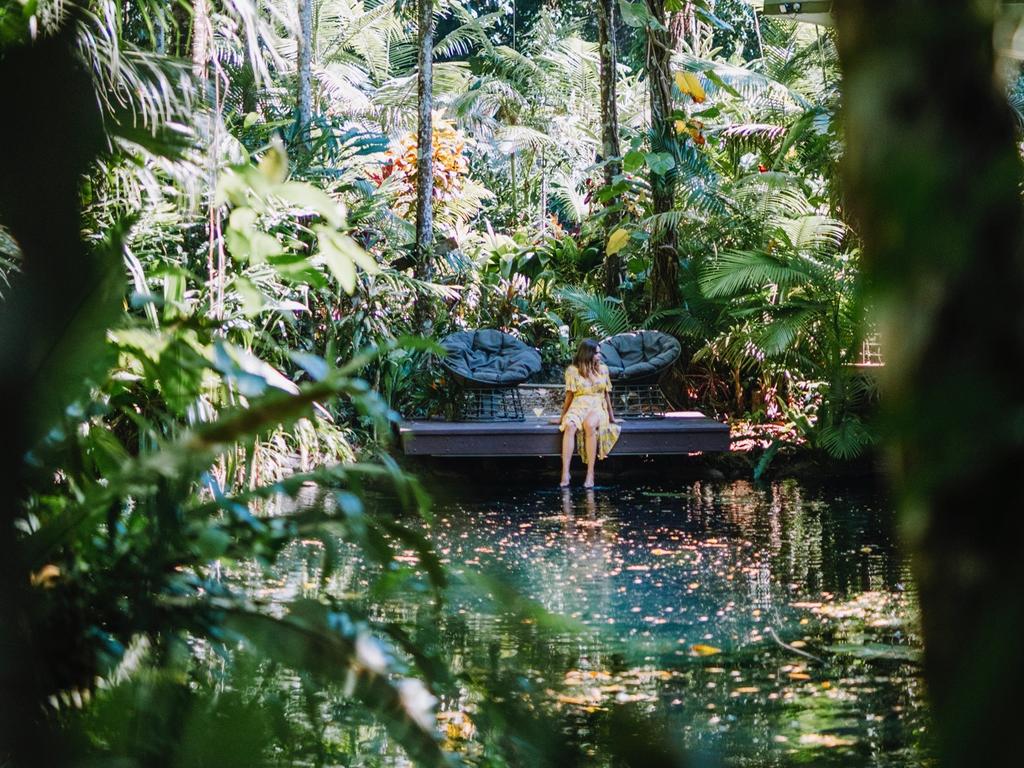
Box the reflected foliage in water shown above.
[240,478,929,766]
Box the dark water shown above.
[261,476,930,766]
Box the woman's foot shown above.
[559,475,571,487]
[583,475,595,488]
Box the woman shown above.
[558,339,620,487]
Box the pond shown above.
[247,474,931,767]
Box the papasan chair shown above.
[440,329,542,421]
[599,331,681,418]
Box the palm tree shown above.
[413,0,434,331]
[645,0,680,308]
[597,0,623,296]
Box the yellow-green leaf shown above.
[606,228,630,256]
[675,71,707,103]
[257,137,289,184]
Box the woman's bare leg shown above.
[560,424,576,486]
[583,413,600,487]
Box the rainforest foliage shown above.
[1,1,1022,766]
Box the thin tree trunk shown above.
[153,5,166,54]
[835,3,1024,767]
[297,0,313,148]
[598,0,623,296]
[646,0,679,309]
[192,0,210,81]
[414,0,435,331]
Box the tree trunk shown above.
[646,0,679,309]
[297,0,313,148]
[153,5,166,54]
[669,5,696,52]
[191,0,210,81]
[834,3,1024,767]
[598,0,623,296]
[414,0,435,332]
[0,32,107,767]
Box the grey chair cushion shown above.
[600,331,681,381]
[441,329,542,386]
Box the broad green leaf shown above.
[695,5,735,32]
[619,0,659,28]
[318,227,379,294]
[233,276,265,317]
[645,152,676,175]
[623,149,645,173]
[275,181,346,228]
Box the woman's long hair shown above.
[572,339,601,379]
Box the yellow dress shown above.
[560,364,621,462]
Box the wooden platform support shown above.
[399,411,729,457]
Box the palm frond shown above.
[755,306,817,356]
[816,415,875,460]
[548,173,590,224]
[700,250,810,299]
[558,287,631,338]
[777,215,847,253]
[645,308,704,339]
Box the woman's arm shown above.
[561,391,574,420]
[605,391,617,423]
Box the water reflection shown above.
[250,478,929,766]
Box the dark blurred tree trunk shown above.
[297,0,313,148]
[835,3,1024,766]
[598,0,623,297]
[414,0,435,332]
[0,28,108,767]
[645,0,679,309]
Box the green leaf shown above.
[619,0,660,29]
[233,276,265,317]
[317,227,379,294]
[695,5,734,32]
[623,149,646,173]
[274,181,346,228]
[194,527,232,560]
[645,152,676,175]
[704,69,742,99]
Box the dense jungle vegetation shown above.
[2,1,1023,766]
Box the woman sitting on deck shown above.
[559,339,620,487]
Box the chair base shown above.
[611,383,672,419]
[454,386,526,421]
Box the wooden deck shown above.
[399,412,729,457]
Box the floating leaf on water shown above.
[691,644,722,656]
